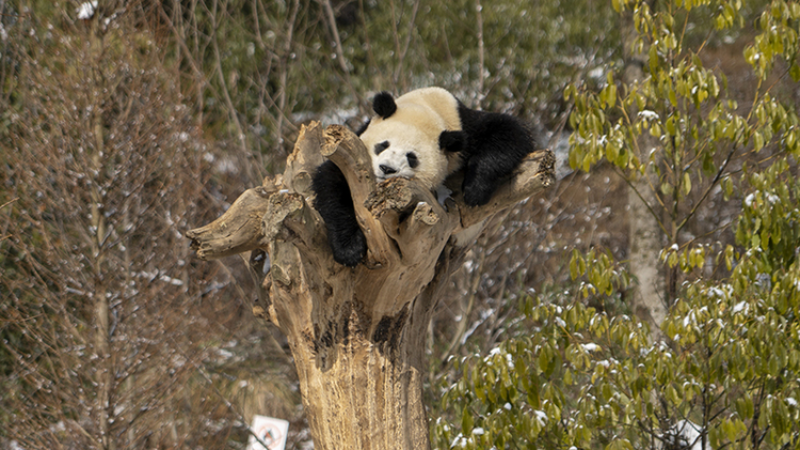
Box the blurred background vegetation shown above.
[1,0,799,448]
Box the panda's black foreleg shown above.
[462,155,507,206]
[461,112,535,206]
[311,160,367,267]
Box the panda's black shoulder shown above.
[454,101,486,137]
[454,101,538,156]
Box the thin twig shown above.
[613,165,670,237]
[275,0,300,151]
[393,0,421,91]
[209,0,248,156]
[475,0,485,105]
[358,0,380,91]
[319,0,364,106]
[439,250,486,361]
[156,2,212,96]
[676,141,739,234]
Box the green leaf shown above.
[723,418,739,442]
[649,45,659,74]
[666,116,676,135]
[650,122,662,137]
[606,140,620,163]
[539,346,551,375]
[709,74,720,98]
[702,153,717,176]
[461,406,474,433]
[682,172,692,197]
[768,353,780,376]
[607,84,617,108]
[709,425,721,449]
[661,181,674,196]
[668,250,678,268]
[723,177,733,200]
[527,381,540,407]
[754,131,765,151]
[736,394,755,419]
[582,154,592,172]
[668,87,677,106]
[570,251,579,279]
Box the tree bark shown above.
[622,11,668,333]
[187,122,554,449]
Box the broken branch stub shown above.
[186,121,554,450]
[185,185,275,260]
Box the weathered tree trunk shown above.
[187,122,554,449]
[622,13,668,333]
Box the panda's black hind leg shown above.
[311,160,367,267]
[460,111,536,206]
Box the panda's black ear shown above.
[439,130,467,153]
[373,91,397,118]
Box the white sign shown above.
[246,415,289,450]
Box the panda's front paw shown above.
[464,191,491,206]
[330,228,368,267]
[463,182,496,207]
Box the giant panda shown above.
[312,87,539,267]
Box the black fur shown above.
[309,111,375,267]
[355,118,371,136]
[373,91,397,118]
[374,140,390,155]
[439,130,467,153]
[406,152,419,168]
[455,102,536,206]
[310,89,537,266]
[311,160,367,267]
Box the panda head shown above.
[359,90,466,189]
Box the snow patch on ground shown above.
[77,1,98,19]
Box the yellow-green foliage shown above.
[434,0,800,448]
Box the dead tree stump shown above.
[186,122,554,449]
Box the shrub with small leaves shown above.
[434,0,800,448]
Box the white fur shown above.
[359,87,463,189]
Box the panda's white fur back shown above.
[359,87,463,190]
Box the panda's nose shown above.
[380,165,397,175]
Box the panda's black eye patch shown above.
[374,141,390,155]
[406,152,419,169]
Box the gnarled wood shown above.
[187,121,554,450]
[185,185,276,259]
